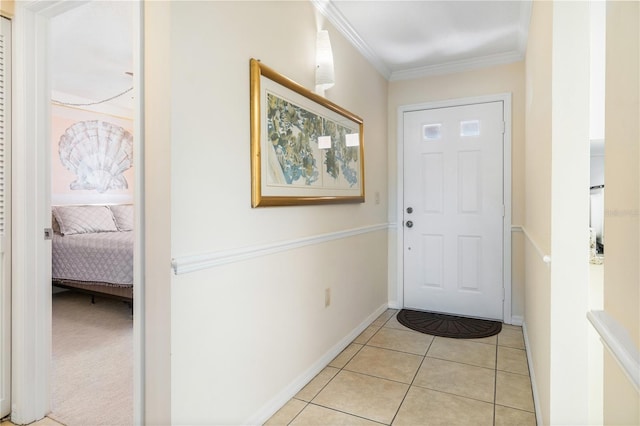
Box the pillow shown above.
[52,205,118,235]
[109,204,134,231]
[52,213,61,234]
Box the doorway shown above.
[397,94,513,322]
[11,1,144,424]
[49,3,135,423]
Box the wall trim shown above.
[587,310,640,392]
[512,224,551,264]
[522,321,543,426]
[13,2,145,424]
[172,223,389,275]
[511,315,524,326]
[390,50,524,81]
[246,302,389,425]
[310,1,531,82]
[310,0,391,79]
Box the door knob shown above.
[406,220,414,228]
[406,207,413,214]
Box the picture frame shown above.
[250,58,365,207]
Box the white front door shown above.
[0,15,11,418]
[403,101,505,320]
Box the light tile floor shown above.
[1,418,63,426]
[266,309,536,426]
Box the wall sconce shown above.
[315,30,335,96]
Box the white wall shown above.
[524,2,591,424]
[549,2,590,422]
[144,1,389,423]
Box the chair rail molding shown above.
[172,223,389,275]
[587,310,640,392]
[512,225,551,264]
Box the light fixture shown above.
[315,30,335,96]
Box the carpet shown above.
[397,309,502,338]
[49,291,133,426]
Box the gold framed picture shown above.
[250,58,365,207]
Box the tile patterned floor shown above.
[1,418,63,426]
[266,309,536,426]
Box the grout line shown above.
[284,400,309,426]
[304,402,388,425]
[493,337,499,426]
[275,310,534,426]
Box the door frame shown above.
[0,14,11,420]
[12,1,145,423]
[396,93,513,323]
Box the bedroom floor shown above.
[49,290,133,426]
[265,309,536,426]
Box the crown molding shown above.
[310,0,392,80]
[311,0,531,82]
[390,50,525,81]
[518,0,533,55]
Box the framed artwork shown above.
[250,58,365,207]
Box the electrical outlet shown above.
[325,288,331,307]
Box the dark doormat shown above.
[397,309,502,339]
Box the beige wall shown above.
[604,0,640,348]
[603,1,640,424]
[523,2,553,423]
[0,0,13,18]
[144,2,172,423]
[387,61,526,318]
[145,1,388,423]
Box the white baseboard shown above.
[522,321,543,426]
[245,302,389,425]
[387,301,402,310]
[510,315,523,326]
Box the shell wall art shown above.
[58,120,133,193]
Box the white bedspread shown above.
[52,231,133,286]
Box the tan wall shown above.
[0,0,13,18]
[143,2,172,423]
[387,61,526,317]
[603,1,640,423]
[523,1,553,424]
[145,1,389,423]
[604,0,640,348]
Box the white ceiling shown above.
[49,1,531,110]
[51,1,134,114]
[314,0,532,80]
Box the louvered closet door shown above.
[0,15,11,419]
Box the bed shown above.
[52,204,134,302]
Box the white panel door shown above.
[403,102,504,320]
[0,16,11,418]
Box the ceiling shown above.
[49,1,531,110]
[50,1,134,113]
[314,0,532,80]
